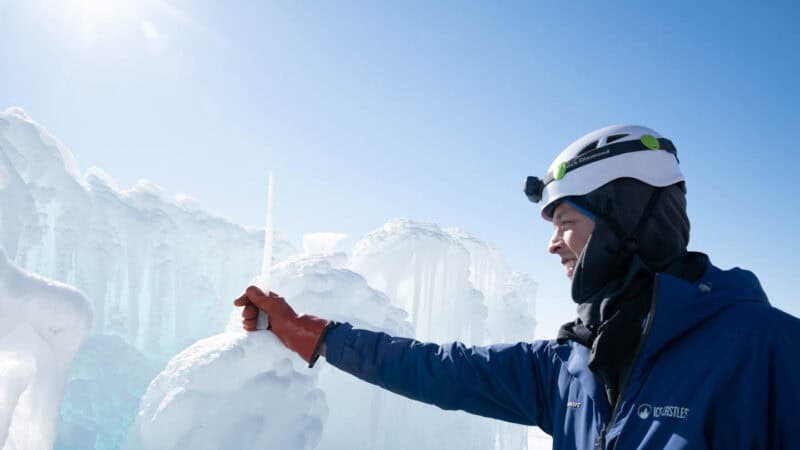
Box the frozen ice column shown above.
[0,248,91,450]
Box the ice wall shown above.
[0,107,298,359]
[350,220,537,344]
[349,219,486,344]
[0,107,302,450]
[445,227,537,343]
[0,247,92,450]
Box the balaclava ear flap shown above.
[571,219,626,301]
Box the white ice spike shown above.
[255,172,274,330]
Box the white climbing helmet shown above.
[524,125,684,220]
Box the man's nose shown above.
[548,228,562,254]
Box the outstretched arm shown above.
[234,286,558,427]
[324,323,556,426]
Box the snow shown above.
[0,108,550,449]
[0,248,92,450]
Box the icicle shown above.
[256,173,274,331]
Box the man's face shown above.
[548,202,596,280]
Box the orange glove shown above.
[233,286,330,367]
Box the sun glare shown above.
[61,0,141,40]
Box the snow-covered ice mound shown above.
[256,254,412,336]
[124,332,326,450]
[0,247,91,450]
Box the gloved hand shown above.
[233,286,330,367]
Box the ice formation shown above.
[444,227,538,343]
[129,254,411,450]
[0,108,549,449]
[350,220,537,345]
[349,219,486,344]
[0,107,298,359]
[348,219,538,449]
[0,248,91,450]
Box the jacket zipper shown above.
[595,278,659,450]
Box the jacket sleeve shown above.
[323,323,559,427]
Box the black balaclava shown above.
[571,177,690,306]
[556,177,702,407]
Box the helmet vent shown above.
[606,133,629,144]
[578,141,599,155]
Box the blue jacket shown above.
[325,258,800,449]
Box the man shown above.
[234,125,800,449]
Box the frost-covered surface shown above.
[0,108,549,449]
[0,247,91,450]
[0,107,298,358]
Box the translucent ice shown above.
[349,219,538,449]
[350,219,486,344]
[0,107,299,359]
[54,336,161,450]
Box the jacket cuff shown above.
[320,322,353,367]
[308,321,344,368]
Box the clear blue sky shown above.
[1,1,798,337]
